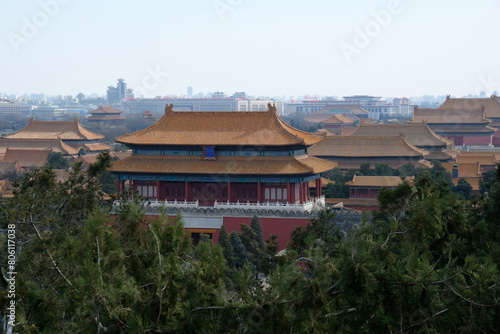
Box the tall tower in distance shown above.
[117,78,127,100]
[107,78,133,104]
[187,86,193,97]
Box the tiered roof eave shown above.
[109,154,337,176]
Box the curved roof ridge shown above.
[399,135,429,155]
[420,123,454,145]
[266,103,305,145]
[268,103,323,146]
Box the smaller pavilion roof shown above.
[308,177,335,189]
[454,151,500,166]
[77,143,113,152]
[321,114,356,125]
[439,95,500,120]
[2,148,51,168]
[408,106,491,125]
[0,138,80,155]
[308,135,429,158]
[3,118,104,141]
[0,161,23,176]
[350,122,453,147]
[142,110,157,119]
[89,106,123,114]
[346,175,413,187]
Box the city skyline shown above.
[1,0,500,98]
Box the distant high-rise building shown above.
[212,91,226,99]
[107,78,134,104]
[117,79,126,100]
[187,86,193,97]
[231,92,247,99]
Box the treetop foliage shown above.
[0,156,498,333]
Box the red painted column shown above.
[257,182,261,203]
[316,178,322,197]
[227,181,231,203]
[185,181,189,201]
[305,182,309,201]
[301,182,305,202]
[116,179,120,197]
[156,181,160,201]
[287,183,291,204]
[299,182,303,204]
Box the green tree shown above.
[395,163,419,177]
[374,162,394,176]
[230,231,249,270]
[456,177,472,199]
[359,162,372,176]
[46,151,70,169]
[323,183,345,198]
[101,170,117,194]
[250,215,266,253]
[479,168,497,194]
[290,208,340,256]
[218,225,236,269]
[239,224,262,269]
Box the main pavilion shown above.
[109,104,337,246]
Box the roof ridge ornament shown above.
[267,103,277,114]
[399,132,405,138]
[164,103,174,115]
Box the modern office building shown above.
[0,99,21,116]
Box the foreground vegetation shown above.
[0,153,498,333]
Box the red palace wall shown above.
[216,217,311,249]
[145,215,312,250]
[493,137,500,147]
[447,136,492,146]
[493,130,500,147]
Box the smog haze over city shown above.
[1,0,500,98]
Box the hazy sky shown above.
[1,0,499,98]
